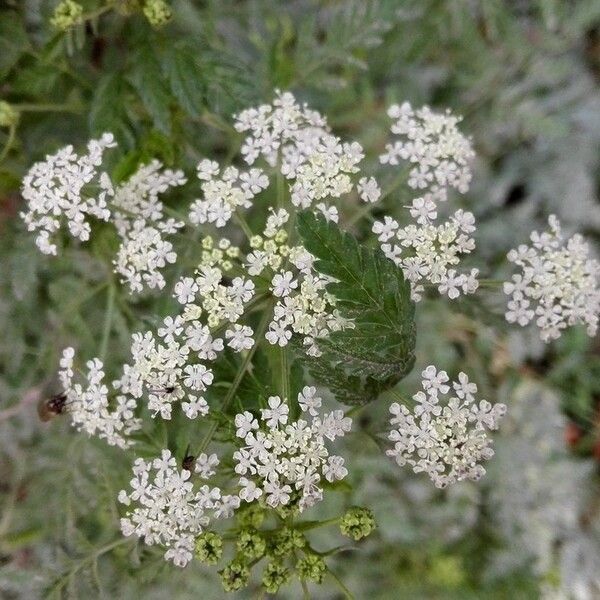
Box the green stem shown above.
[477,279,504,287]
[346,166,409,227]
[197,303,273,453]
[276,152,285,210]
[0,124,17,165]
[24,49,92,90]
[11,103,83,113]
[234,210,254,241]
[279,345,290,401]
[81,5,112,23]
[65,281,109,313]
[327,567,355,600]
[297,516,340,531]
[344,404,366,419]
[47,538,133,596]
[389,388,413,406]
[161,205,194,228]
[99,285,116,362]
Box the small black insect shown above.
[37,393,68,422]
[181,455,196,472]
[148,386,176,395]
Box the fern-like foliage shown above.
[295,210,416,405]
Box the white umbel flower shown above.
[118,450,233,567]
[387,366,506,488]
[504,215,599,342]
[373,208,479,302]
[380,102,474,199]
[233,390,351,511]
[58,347,141,449]
[21,133,116,255]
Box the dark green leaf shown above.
[128,47,172,134]
[295,210,416,405]
[89,73,133,146]
[0,12,29,80]
[161,44,205,117]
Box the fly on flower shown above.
[37,392,69,422]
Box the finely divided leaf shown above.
[296,210,416,405]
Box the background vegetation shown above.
[1,1,599,598]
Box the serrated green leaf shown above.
[128,47,172,134]
[89,73,133,146]
[161,44,205,117]
[295,210,416,405]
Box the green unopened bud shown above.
[236,528,266,560]
[219,557,250,592]
[236,503,265,529]
[339,506,376,541]
[50,0,83,31]
[249,235,263,249]
[296,552,326,583]
[261,560,291,594]
[269,526,306,558]
[143,0,172,27]
[195,531,223,565]
[0,102,19,128]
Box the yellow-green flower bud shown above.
[236,503,265,529]
[274,229,288,243]
[0,102,19,128]
[263,240,277,254]
[219,557,250,592]
[195,531,223,565]
[236,528,266,560]
[50,0,83,31]
[143,0,172,27]
[207,313,220,328]
[250,235,263,249]
[269,527,306,557]
[261,560,291,594]
[339,506,376,541]
[296,553,326,583]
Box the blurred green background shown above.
[1,1,600,598]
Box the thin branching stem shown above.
[0,124,17,165]
[327,567,356,600]
[99,284,116,362]
[197,302,274,453]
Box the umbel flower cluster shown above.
[22,91,599,593]
[233,389,351,510]
[387,367,506,488]
[504,215,599,342]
